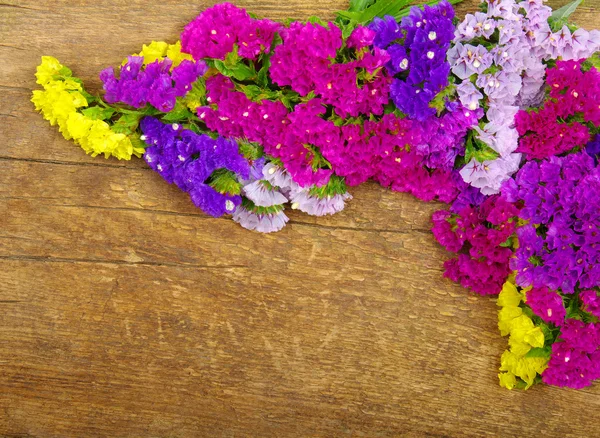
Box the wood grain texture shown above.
[1,0,600,436]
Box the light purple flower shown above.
[455,12,495,41]
[456,81,483,110]
[242,180,288,207]
[232,205,289,233]
[460,153,521,195]
[474,123,519,157]
[289,190,352,216]
[447,43,493,80]
[475,71,521,103]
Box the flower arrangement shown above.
[32,0,600,390]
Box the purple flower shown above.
[460,153,521,196]
[368,15,401,49]
[242,180,288,207]
[100,57,205,112]
[140,117,250,218]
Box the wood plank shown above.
[0,156,443,233]
[2,260,600,437]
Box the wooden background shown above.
[2,0,600,436]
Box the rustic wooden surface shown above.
[2,0,600,436]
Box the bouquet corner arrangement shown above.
[32,0,600,391]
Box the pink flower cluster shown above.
[526,287,566,327]
[269,22,392,117]
[200,71,479,200]
[542,319,600,389]
[181,2,282,60]
[432,195,519,295]
[319,107,480,202]
[515,60,600,160]
[198,74,332,187]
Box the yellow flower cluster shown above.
[497,276,549,389]
[131,41,193,68]
[31,56,143,160]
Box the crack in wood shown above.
[0,254,248,270]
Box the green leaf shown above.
[429,84,456,114]
[58,66,73,77]
[307,16,328,26]
[550,0,583,27]
[308,175,349,198]
[128,134,147,155]
[162,100,194,123]
[340,19,359,40]
[237,140,264,160]
[540,323,556,343]
[338,0,411,24]
[348,0,376,12]
[213,59,256,81]
[209,169,242,196]
[242,197,285,215]
[81,106,115,121]
[524,347,552,359]
[237,84,280,102]
[464,133,500,163]
[183,77,207,111]
[111,113,142,135]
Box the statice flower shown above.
[525,287,566,326]
[542,319,600,389]
[288,191,351,216]
[371,1,455,120]
[497,278,549,389]
[515,60,599,160]
[449,0,600,194]
[432,195,520,295]
[232,206,289,233]
[580,290,600,318]
[140,117,249,217]
[460,154,521,196]
[586,134,600,162]
[369,15,401,49]
[181,3,282,61]
[100,57,207,112]
[198,75,332,187]
[447,43,493,80]
[505,152,600,293]
[317,105,480,202]
[270,21,391,117]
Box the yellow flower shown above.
[496,275,549,390]
[498,371,517,390]
[497,279,523,308]
[73,117,142,160]
[498,306,523,336]
[127,40,193,69]
[31,83,88,131]
[499,350,548,389]
[33,57,143,160]
[166,41,194,68]
[138,41,169,65]
[35,56,63,86]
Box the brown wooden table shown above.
[2,1,600,436]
